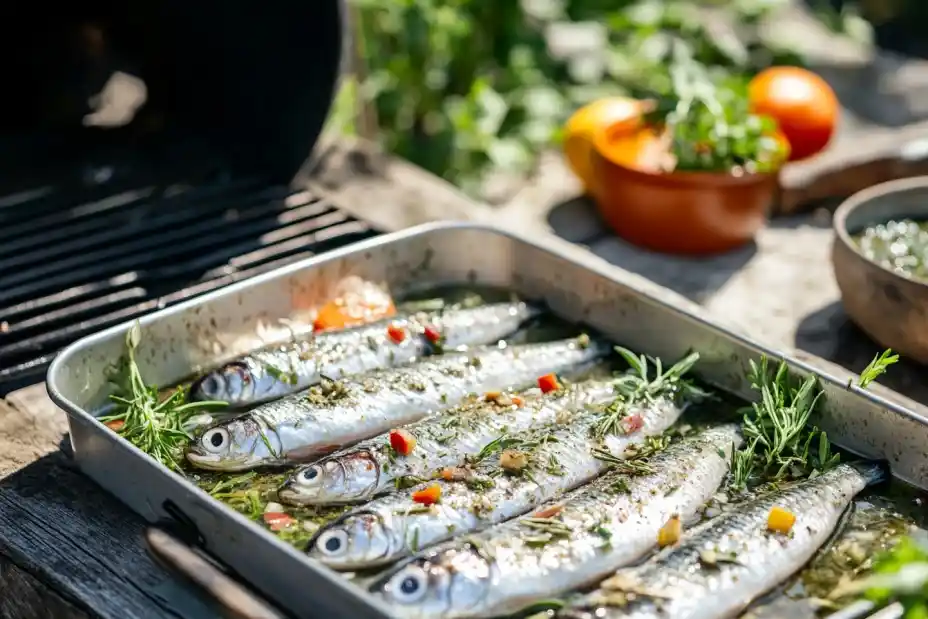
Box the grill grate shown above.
[0,175,379,393]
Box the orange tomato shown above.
[311,279,396,332]
[563,97,650,193]
[748,67,839,162]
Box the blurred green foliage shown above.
[328,0,829,200]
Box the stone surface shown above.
[497,159,928,406]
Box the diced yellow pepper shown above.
[767,506,796,534]
[657,514,682,548]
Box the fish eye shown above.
[316,529,349,556]
[299,465,323,485]
[201,428,230,453]
[389,566,428,604]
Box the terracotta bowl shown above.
[833,177,928,364]
[589,131,778,255]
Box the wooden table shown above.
[4,126,928,618]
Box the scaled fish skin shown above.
[369,424,742,619]
[185,336,610,472]
[560,461,886,619]
[188,301,539,408]
[305,396,685,571]
[278,378,620,507]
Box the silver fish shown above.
[306,397,684,571]
[185,336,609,471]
[370,425,742,618]
[278,378,620,507]
[560,462,886,619]
[188,301,539,407]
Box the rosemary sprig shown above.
[730,357,840,491]
[856,349,899,389]
[592,348,706,440]
[590,447,655,476]
[97,323,228,473]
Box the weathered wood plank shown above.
[0,555,90,619]
[0,385,226,619]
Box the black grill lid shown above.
[0,0,347,182]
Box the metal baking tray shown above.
[47,222,928,619]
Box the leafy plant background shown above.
[327,0,870,203]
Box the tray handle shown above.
[145,525,288,619]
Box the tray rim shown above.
[48,220,923,426]
[45,220,927,618]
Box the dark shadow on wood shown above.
[0,448,223,619]
[795,300,928,405]
[547,196,757,303]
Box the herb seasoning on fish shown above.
[305,350,704,571]
[185,337,611,471]
[188,301,539,407]
[278,377,621,507]
[560,462,886,619]
[370,425,742,618]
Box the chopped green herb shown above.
[699,549,741,568]
[609,479,631,494]
[519,517,572,546]
[264,363,298,385]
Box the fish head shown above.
[279,450,382,506]
[370,543,492,617]
[189,362,255,406]
[185,416,277,470]
[306,510,397,569]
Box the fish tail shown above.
[523,299,547,319]
[848,460,889,486]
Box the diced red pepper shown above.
[424,325,441,344]
[511,395,525,407]
[263,512,296,531]
[104,419,125,432]
[387,323,406,344]
[622,413,644,434]
[389,428,417,456]
[537,373,560,394]
[412,484,441,505]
